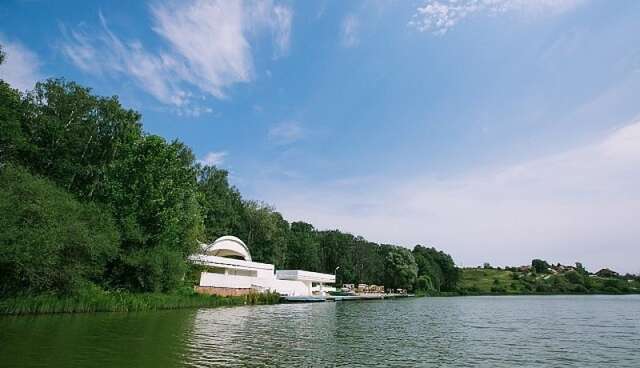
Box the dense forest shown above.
[0,45,459,299]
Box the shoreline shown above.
[3,290,639,316]
[424,291,640,297]
[0,289,280,316]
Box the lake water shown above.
[1,295,639,367]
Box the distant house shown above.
[595,268,619,278]
[518,265,531,273]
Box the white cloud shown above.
[0,35,42,91]
[60,0,292,109]
[409,0,584,35]
[256,120,640,274]
[270,5,293,58]
[198,151,228,166]
[268,120,304,144]
[341,15,360,47]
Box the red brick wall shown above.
[195,286,254,297]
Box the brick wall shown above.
[194,286,255,297]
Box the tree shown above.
[286,222,321,271]
[0,44,5,64]
[564,270,584,285]
[384,246,418,291]
[240,201,289,268]
[104,135,202,292]
[532,259,550,274]
[197,166,246,242]
[0,79,25,163]
[575,262,589,276]
[413,245,459,291]
[0,165,119,296]
[416,275,434,291]
[15,79,143,201]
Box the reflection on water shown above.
[0,309,196,368]
[185,303,337,367]
[1,295,639,367]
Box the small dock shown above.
[281,293,414,303]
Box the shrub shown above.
[416,275,434,291]
[564,270,584,285]
[0,165,119,296]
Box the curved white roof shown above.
[201,236,252,261]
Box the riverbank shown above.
[0,288,280,315]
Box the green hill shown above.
[458,267,640,295]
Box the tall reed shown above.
[0,289,280,315]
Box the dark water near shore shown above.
[1,295,639,367]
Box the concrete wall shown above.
[199,272,311,296]
[200,272,252,289]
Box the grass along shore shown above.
[0,287,280,315]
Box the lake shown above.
[1,295,639,367]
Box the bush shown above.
[416,275,434,291]
[0,165,119,296]
[490,286,506,293]
[571,284,588,293]
[564,270,584,285]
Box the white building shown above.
[189,236,335,297]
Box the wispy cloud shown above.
[270,5,293,58]
[198,151,228,167]
[0,35,42,91]
[257,120,640,274]
[60,0,292,111]
[341,15,360,47]
[268,120,304,145]
[409,0,584,35]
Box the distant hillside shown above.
[458,265,640,295]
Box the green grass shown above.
[460,268,518,294]
[0,287,280,315]
[458,268,640,296]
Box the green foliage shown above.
[564,270,584,285]
[413,245,459,291]
[0,165,119,296]
[0,80,26,163]
[286,221,321,271]
[16,79,142,200]
[1,79,201,294]
[242,201,290,269]
[104,135,202,292]
[197,166,246,241]
[384,247,418,290]
[416,275,434,291]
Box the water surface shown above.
[1,295,639,367]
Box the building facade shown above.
[189,236,335,297]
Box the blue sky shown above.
[2,0,640,273]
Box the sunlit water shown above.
[1,295,639,367]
